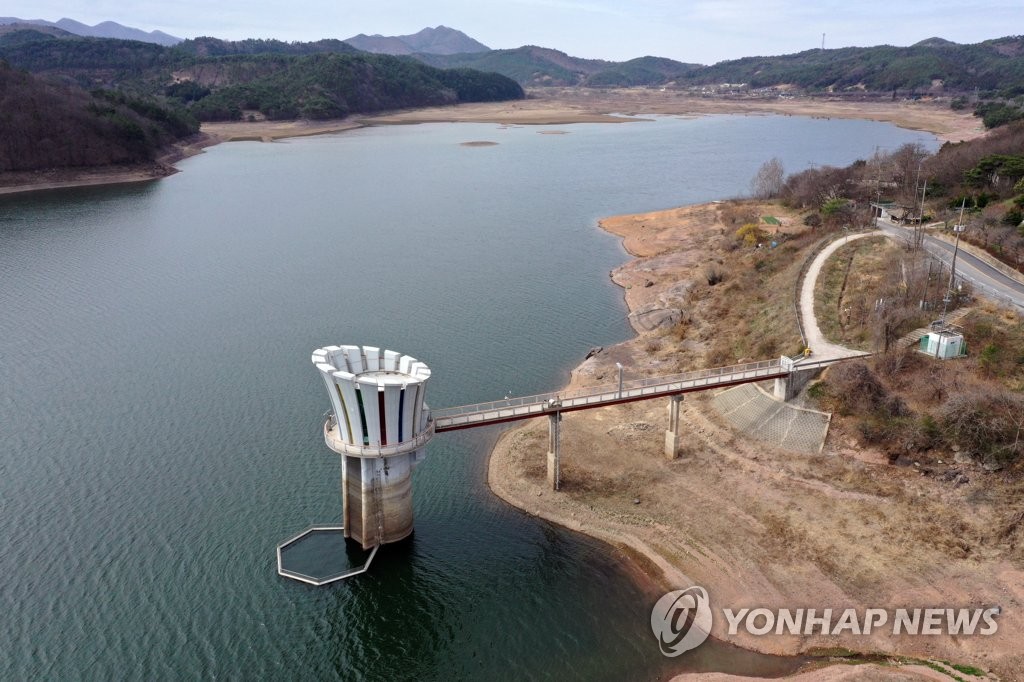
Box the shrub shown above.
[824,362,887,416]
[735,222,767,248]
[939,390,1024,466]
[704,265,726,286]
[803,213,822,228]
[822,197,850,216]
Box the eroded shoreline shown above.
[0,89,984,197]
[485,198,1024,679]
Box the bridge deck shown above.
[431,355,865,432]
[433,358,792,432]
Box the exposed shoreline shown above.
[0,89,984,197]
[0,133,218,197]
[485,193,1024,679]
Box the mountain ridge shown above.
[0,16,181,45]
[344,25,489,55]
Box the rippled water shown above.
[0,116,936,679]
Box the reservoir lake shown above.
[0,115,936,680]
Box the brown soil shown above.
[362,88,984,144]
[487,200,1024,680]
[682,664,952,681]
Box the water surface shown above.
[0,116,936,679]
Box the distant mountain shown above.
[583,56,703,87]
[415,46,608,86]
[0,31,524,123]
[0,23,73,40]
[0,17,181,45]
[913,37,958,48]
[414,34,1024,94]
[676,36,1024,93]
[345,25,489,55]
[415,46,700,87]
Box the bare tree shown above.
[751,157,785,199]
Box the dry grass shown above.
[694,212,816,366]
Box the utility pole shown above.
[911,155,927,250]
[941,199,967,323]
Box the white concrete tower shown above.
[311,344,434,550]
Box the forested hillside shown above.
[414,36,1024,94]
[0,62,198,172]
[185,53,524,121]
[684,36,1024,93]
[0,31,525,124]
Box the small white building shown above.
[918,323,967,359]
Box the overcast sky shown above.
[4,1,1020,64]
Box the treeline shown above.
[0,61,198,172]
[0,31,525,124]
[176,37,361,58]
[683,37,1024,93]
[183,54,524,121]
[415,46,703,88]
[0,30,172,77]
[414,36,1024,94]
[771,120,1024,271]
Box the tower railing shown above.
[323,416,436,457]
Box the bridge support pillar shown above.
[774,365,822,401]
[665,395,684,460]
[773,376,791,401]
[547,412,561,491]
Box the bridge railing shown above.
[432,358,784,420]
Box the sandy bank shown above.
[681,663,952,681]
[1,89,982,196]
[486,199,1023,679]
[201,89,982,144]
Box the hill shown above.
[0,61,198,173]
[417,47,702,87]
[413,35,1024,94]
[344,26,488,55]
[175,36,362,58]
[0,16,181,45]
[415,45,610,86]
[180,53,524,121]
[583,56,702,87]
[675,36,1024,93]
[0,32,524,123]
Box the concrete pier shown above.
[773,356,822,401]
[664,395,684,459]
[547,411,561,491]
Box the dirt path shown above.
[800,232,878,359]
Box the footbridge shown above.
[432,353,865,489]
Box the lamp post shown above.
[616,362,623,398]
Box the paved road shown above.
[875,219,1024,313]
